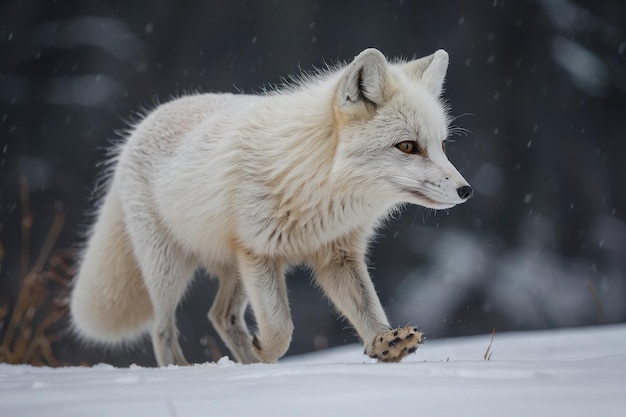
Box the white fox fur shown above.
[70,48,472,366]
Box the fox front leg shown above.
[208,266,259,364]
[313,239,425,362]
[236,253,293,363]
[368,326,425,362]
[315,236,424,362]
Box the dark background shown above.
[1,0,625,366]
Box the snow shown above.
[1,325,625,417]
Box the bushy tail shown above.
[70,185,153,344]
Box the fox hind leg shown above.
[142,238,196,366]
[122,205,197,366]
[142,240,196,366]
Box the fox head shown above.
[332,48,472,210]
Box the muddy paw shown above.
[368,326,425,363]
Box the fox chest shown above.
[236,195,386,260]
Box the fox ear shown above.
[337,48,391,114]
[402,49,449,97]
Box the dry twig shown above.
[0,177,71,366]
[586,280,606,324]
[484,328,495,361]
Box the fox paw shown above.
[368,326,425,363]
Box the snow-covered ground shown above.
[1,325,625,417]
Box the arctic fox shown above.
[70,48,473,366]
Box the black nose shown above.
[457,185,473,199]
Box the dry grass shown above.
[586,280,606,324]
[483,328,495,361]
[0,177,73,366]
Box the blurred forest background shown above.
[0,0,625,367]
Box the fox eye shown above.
[395,141,421,155]
[442,141,446,154]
